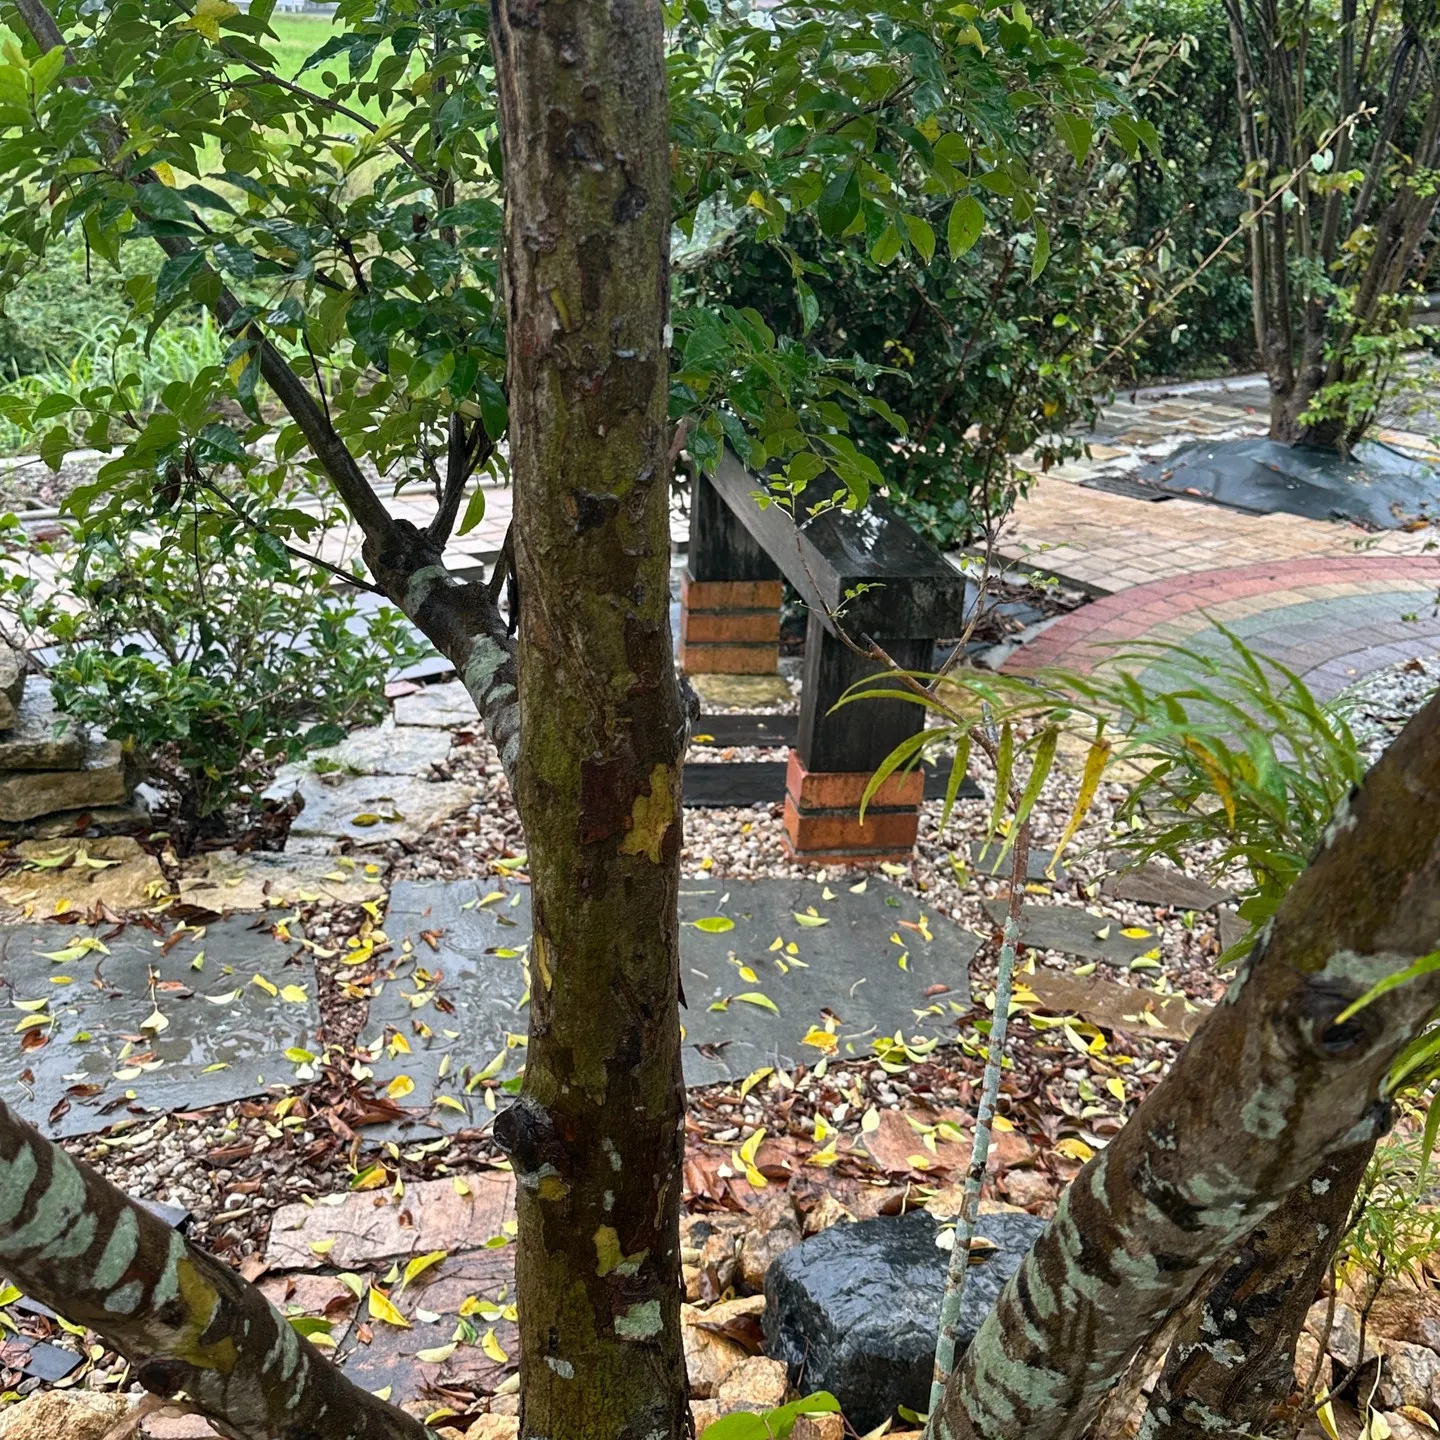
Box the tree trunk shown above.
[489,5,689,1439]
[1142,1140,1375,1440]
[0,1099,427,1440]
[935,691,1440,1440]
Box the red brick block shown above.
[680,610,782,644]
[784,750,924,810]
[679,575,783,611]
[782,806,920,857]
[782,751,922,862]
[677,641,780,675]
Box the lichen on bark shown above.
[936,690,1440,1440]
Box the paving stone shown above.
[0,739,128,823]
[0,836,166,915]
[0,915,320,1136]
[393,680,478,729]
[303,720,454,777]
[981,900,1163,968]
[363,878,978,1129]
[969,842,1065,883]
[0,681,85,771]
[274,771,478,851]
[1021,967,1206,1042]
[1102,860,1234,911]
[265,1172,516,1271]
[334,1246,517,1396]
[689,673,794,710]
[0,644,24,730]
[178,850,389,913]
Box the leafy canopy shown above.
[0,0,1154,551]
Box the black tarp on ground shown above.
[1129,436,1440,530]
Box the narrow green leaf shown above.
[1334,949,1440,1026]
[457,486,487,537]
[1030,222,1051,280]
[860,728,931,822]
[987,722,1014,839]
[940,731,973,835]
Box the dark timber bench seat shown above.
[681,449,970,863]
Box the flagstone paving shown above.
[2,916,319,1137]
[362,877,979,1130]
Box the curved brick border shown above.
[1009,555,1440,688]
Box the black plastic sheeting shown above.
[1131,436,1440,530]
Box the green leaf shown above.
[693,916,735,934]
[39,425,69,473]
[872,222,903,267]
[475,374,508,441]
[903,213,936,264]
[701,1394,841,1440]
[947,195,984,258]
[457,486,487,537]
[1030,222,1051,280]
[988,721,1014,838]
[816,167,861,238]
[1056,113,1093,166]
[859,727,930,822]
[735,991,779,1015]
[940,731,973,834]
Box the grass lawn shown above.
[264,14,342,80]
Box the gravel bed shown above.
[1334,654,1440,764]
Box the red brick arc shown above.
[1010,556,1440,674]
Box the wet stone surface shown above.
[981,899,1163,968]
[366,878,979,1130]
[1,916,320,1136]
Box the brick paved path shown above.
[1010,555,1440,700]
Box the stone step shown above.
[0,738,129,824]
[0,679,86,770]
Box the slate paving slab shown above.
[1,916,320,1136]
[969,842,1065,882]
[276,772,478,853]
[365,878,979,1129]
[981,900,1162,968]
[1102,860,1234,911]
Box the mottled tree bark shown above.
[1143,1141,1375,1440]
[936,691,1440,1440]
[489,4,688,1438]
[0,1100,427,1440]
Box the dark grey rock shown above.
[763,1210,1047,1430]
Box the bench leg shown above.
[679,471,783,675]
[784,614,932,864]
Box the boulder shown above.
[792,1417,845,1440]
[764,1208,1046,1431]
[0,1390,131,1440]
[0,681,85,770]
[0,643,25,730]
[682,1303,751,1397]
[0,739,129,823]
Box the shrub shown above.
[6,474,428,842]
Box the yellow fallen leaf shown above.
[401,1250,447,1290]
[1054,1137,1095,1163]
[481,1328,508,1363]
[416,1344,456,1364]
[801,1026,837,1053]
[386,1075,415,1100]
[367,1287,411,1328]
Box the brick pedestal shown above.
[781,750,922,864]
[678,572,783,675]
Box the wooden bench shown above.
[682,449,970,862]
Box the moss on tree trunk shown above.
[489,2,689,1436]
